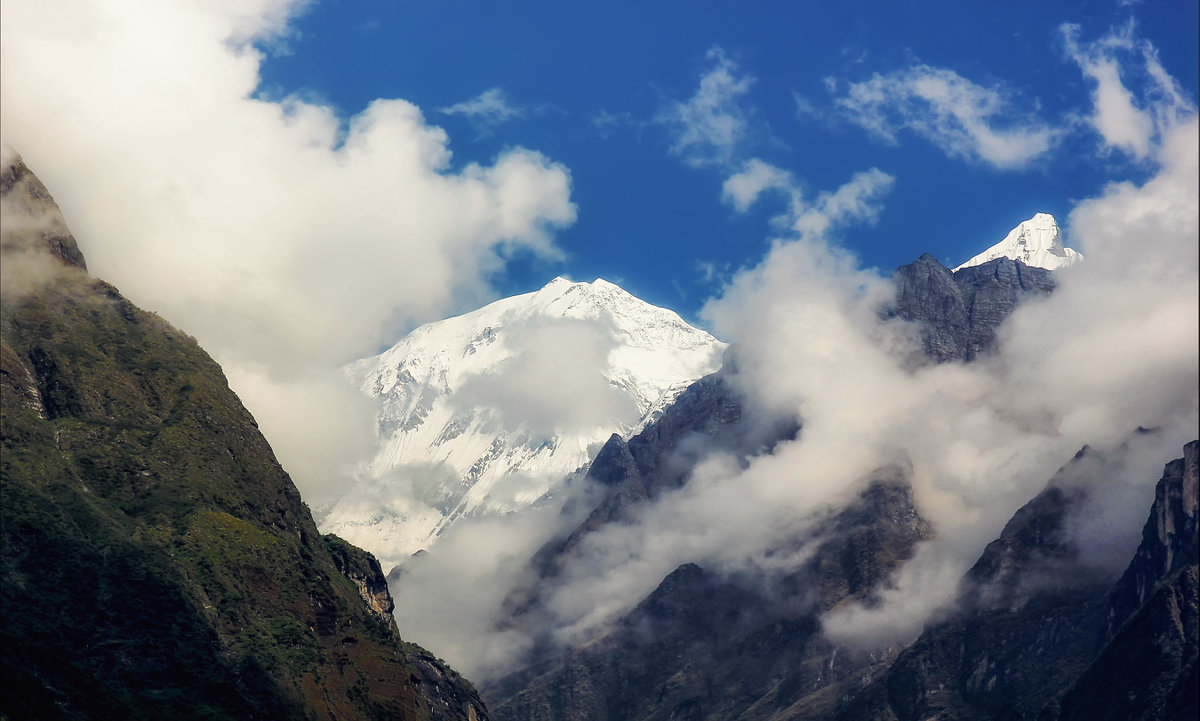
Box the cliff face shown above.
[1048,441,1199,721]
[489,470,932,721]
[890,253,1055,363]
[0,154,488,721]
[839,442,1199,721]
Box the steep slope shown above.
[835,447,1117,721]
[891,253,1056,363]
[0,153,487,720]
[835,441,1199,721]
[489,472,932,721]
[953,213,1083,271]
[326,277,724,567]
[481,244,1195,720]
[1046,440,1198,721]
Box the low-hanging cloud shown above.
[453,316,641,439]
[0,0,576,499]
[413,24,1198,681]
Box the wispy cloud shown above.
[829,65,1059,169]
[657,48,755,168]
[439,87,526,136]
[1061,21,1193,160]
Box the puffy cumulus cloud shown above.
[657,48,756,168]
[829,65,1059,169]
[439,87,526,137]
[453,316,641,439]
[0,0,576,498]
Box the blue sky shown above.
[257,0,1197,318]
[3,0,1197,504]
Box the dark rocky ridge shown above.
[490,473,932,721]
[0,154,488,720]
[890,253,1055,362]
[485,249,1197,720]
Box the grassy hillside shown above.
[0,156,486,721]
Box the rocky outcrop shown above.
[890,253,1055,363]
[0,153,87,270]
[1045,440,1199,721]
[323,534,396,619]
[1105,440,1199,634]
[838,448,1116,721]
[527,373,798,584]
[837,442,1200,721]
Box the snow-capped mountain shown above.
[953,212,1083,271]
[322,277,725,568]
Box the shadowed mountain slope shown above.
[0,154,487,720]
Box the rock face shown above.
[489,474,932,721]
[526,373,798,582]
[0,153,488,721]
[837,447,1116,721]
[891,253,1056,362]
[1047,440,1199,721]
[481,237,1196,720]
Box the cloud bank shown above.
[0,0,576,500]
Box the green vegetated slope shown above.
[0,155,487,721]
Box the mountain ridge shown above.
[0,152,488,720]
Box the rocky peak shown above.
[889,254,1056,363]
[0,147,87,271]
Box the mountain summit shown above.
[325,277,725,568]
[954,212,1083,271]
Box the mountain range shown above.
[476,247,1196,720]
[1,146,1194,721]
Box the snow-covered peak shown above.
[953,213,1083,271]
[328,277,726,567]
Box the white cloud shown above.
[1061,21,1193,160]
[657,48,755,168]
[439,87,526,136]
[453,316,641,438]
[0,0,576,499]
[443,28,1199,671]
[830,65,1058,169]
[722,159,794,213]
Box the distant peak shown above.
[954,213,1083,272]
